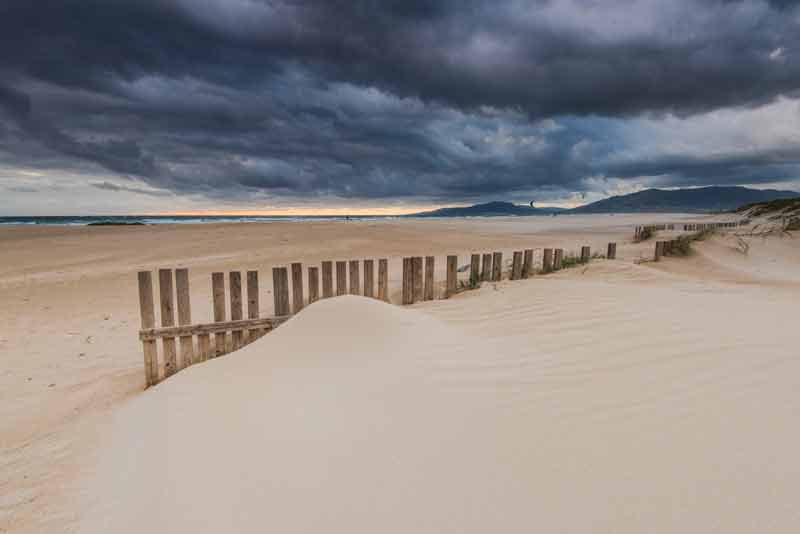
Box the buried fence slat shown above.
[511,251,523,280]
[446,255,458,297]
[580,246,591,264]
[402,257,413,304]
[140,317,288,340]
[412,256,424,302]
[607,242,617,260]
[469,254,480,286]
[542,249,553,273]
[246,270,263,342]
[522,249,534,278]
[137,271,159,387]
[378,259,389,302]
[481,253,492,282]
[272,267,290,316]
[654,241,664,261]
[175,268,194,368]
[159,269,177,378]
[491,252,503,281]
[321,261,333,299]
[212,272,226,357]
[291,262,304,313]
[363,259,374,298]
[349,260,360,295]
[424,256,435,300]
[308,266,320,304]
[336,261,347,296]
[553,248,563,271]
[229,271,243,351]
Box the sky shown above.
[1,0,799,215]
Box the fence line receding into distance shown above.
[136,218,749,387]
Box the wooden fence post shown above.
[137,271,159,387]
[424,256,435,300]
[581,246,591,264]
[522,249,533,278]
[654,241,663,261]
[491,252,502,281]
[412,256,424,302]
[446,255,458,296]
[273,267,290,316]
[212,272,226,357]
[229,271,243,351]
[553,249,563,271]
[378,259,389,302]
[402,257,413,305]
[349,260,360,295]
[336,261,347,296]
[363,259,374,298]
[246,270,262,342]
[470,254,480,286]
[159,269,177,377]
[607,242,617,260]
[308,266,320,304]
[481,253,492,282]
[322,261,333,298]
[175,268,194,368]
[511,251,523,280]
[542,249,553,273]
[291,262,304,313]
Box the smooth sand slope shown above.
[1,214,798,532]
[81,234,799,533]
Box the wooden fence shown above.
[137,243,621,387]
[635,219,749,240]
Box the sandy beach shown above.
[2,213,799,533]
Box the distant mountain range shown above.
[411,201,565,217]
[570,186,799,213]
[409,187,799,217]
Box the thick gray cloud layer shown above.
[1,0,799,208]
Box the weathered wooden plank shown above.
[321,261,333,298]
[308,266,320,304]
[349,260,360,295]
[654,241,664,261]
[378,258,389,302]
[175,268,194,368]
[336,261,347,296]
[197,333,211,362]
[229,271,243,351]
[581,246,591,264]
[246,270,261,342]
[424,256,435,300]
[511,251,523,280]
[140,316,289,340]
[607,242,617,260]
[542,249,553,273]
[212,272,226,357]
[137,271,159,387]
[553,249,563,271]
[491,252,502,281]
[522,249,534,278]
[402,257,413,305]
[158,269,177,378]
[291,262,304,313]
[363,259,374,298]
[412,256,423,302]
[446,255,458,296]
[481,253,492,282]
[272,267,290,316]
[470,254,480,287]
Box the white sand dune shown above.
[80,236,800,533]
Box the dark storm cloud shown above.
[1,0,799,205]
